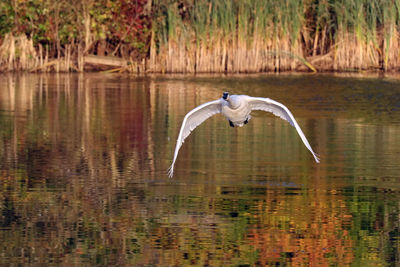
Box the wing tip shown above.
[313,153,321,163]
[167,165,174,178]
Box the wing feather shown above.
[168,99,222,177]
[247,96,320,163]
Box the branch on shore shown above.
[83,55,128,67]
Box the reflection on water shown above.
[0,73,399,265]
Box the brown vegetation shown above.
[2,0,400,73]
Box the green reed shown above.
[3,0,400,72]
[149,0,400,72]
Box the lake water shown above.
[0,73,399,265]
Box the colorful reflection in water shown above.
[0,73,399,265]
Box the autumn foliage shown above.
[3,0,400,72]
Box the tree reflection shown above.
[0,74,399,265]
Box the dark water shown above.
[0,73,399,266]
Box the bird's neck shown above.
[227,98,240,109]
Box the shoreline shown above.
[2,69,400,81]
[3,1,400,74]
[0,53,395,74]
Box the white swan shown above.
[168,92,320,177]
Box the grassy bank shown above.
[2,0,400,73]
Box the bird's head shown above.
[222,92,229,100]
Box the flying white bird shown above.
[168,92,320,177]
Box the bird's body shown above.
[168,92,320,177]
[221,95,251,127]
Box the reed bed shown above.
[149,0,400,73]
[0,34,81,72]
[0,34,38,71]
[3,0,400,72]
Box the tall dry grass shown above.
[148,0,400,73]
[149,0,318,73]
[3,0,400,72]
[0,34,81,72]
[0,34,38,71]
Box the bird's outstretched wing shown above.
[168,99,222,177]
[247,96,320,163]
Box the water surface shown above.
[0,73,399,265]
